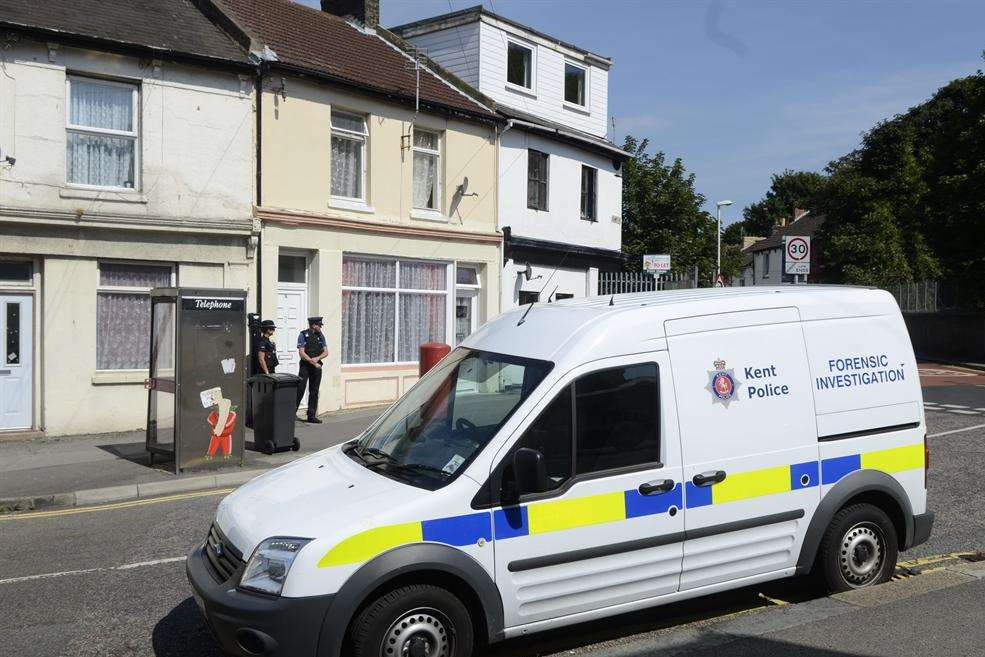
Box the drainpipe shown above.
[494,120,514,313]
[254,65,263,317]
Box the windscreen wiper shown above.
[390,462,452,478]
[360,446,399,464]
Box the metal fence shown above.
[885,281,962,313]
[599,270,697,295]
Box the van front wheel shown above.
[349,584,474,657]
[818,503,898,592]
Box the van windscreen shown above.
[348,348,553,490]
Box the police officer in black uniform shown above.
[256,320,279,374]
[296,316,329,423]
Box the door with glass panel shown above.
[275,254,308,376]
[0,295,34,430]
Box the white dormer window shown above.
[506,40,534,90]
[564,62,587,106]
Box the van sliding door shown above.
[666,308,820,591]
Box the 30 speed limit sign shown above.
[783,236,811,275]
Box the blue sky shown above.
[301,0,985,224]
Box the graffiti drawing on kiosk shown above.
[201,386,237,459]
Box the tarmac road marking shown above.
[928,423,985,438]
[0,488,234,521]
[0,556,188,586]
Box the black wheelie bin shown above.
[248,373,302,454]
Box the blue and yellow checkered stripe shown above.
[317,443,923,568]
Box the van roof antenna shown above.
[609,294,615,306]
[517,301,535,326]
[546,284,559,303]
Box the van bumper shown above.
[908,511,935,549]
[186,543,334,657]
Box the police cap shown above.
[260,320,276,330]
[308,316,324,326]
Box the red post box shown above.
[419,342,451,376]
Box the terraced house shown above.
[209,0,504,413]
[0,0,256,436]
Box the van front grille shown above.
[204,524,245,583]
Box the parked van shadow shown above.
[152,597,223,657]
[483,576,823,657]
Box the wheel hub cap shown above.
[382,608,450,657]
[840,523,883,586]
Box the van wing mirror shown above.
[513,447,548,496]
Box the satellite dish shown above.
[522,263,533,281]
[459,176,469,195]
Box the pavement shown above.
[0,406,385,512]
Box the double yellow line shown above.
[0,488,234,521]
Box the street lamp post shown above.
[716,199,733,284]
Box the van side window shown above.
[514,385,573,491]
[576,363,659,474]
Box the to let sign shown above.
[783,236,811,275]
[643,254,671,273]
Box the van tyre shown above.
[819,503,898,592]
[349,584,474,657]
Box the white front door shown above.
[0,295,33,430]
[276,285,307,375]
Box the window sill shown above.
[563,101,591,115]
[91,370,149,385]
[329,197,375,214]
[580,216,598,223]
[60,187,147,203]
[505,83,537,99]
[410,208,448,223]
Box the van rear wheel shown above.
[349,584,474,657]
[818,503,898,592]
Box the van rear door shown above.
[667,308,820,591]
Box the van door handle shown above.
[692,470,726,487]
[638,479,675,496]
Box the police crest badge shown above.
[707,358,741,407]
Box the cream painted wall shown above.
[33,241,253,437]
[0,39,254,223]
[260,79,498,235]
[261,223,500,414]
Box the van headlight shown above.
[239,537,311,595]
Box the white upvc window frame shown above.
[454,263,482,347]
[330,109,369,204]
[563,59,590,110]
[95,260,175,372]
[65,75,141,192]
[411,127,442,212]
[505,37,537,95]
[341,255,454,367]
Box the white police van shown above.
[187,286,933,657]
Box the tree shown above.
[818,70,985,291]
[741,169,827,236]
[621,136,727,283]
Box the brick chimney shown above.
[793,207,809,222]
[321,0,379,26]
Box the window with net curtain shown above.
[67,77,138,189]
[96,262,173,370]
[412,129,440,210]
[331,111,367,199]
[341,257,448,364]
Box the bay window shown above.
[66,76,139,189]
[341,257,450,364]
[97,262,173,370]
[331,111,367,200]
[412,129,441,210]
